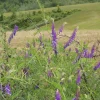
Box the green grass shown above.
[3,2,100,30]
[54,2,100,29]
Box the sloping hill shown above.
[2,2,100,30]
[54,2,100,29]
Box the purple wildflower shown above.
[55,89,61,100]
[64,28,78,49]
[94,62,100,70]
[75,48,79,54]
[59,22,67,34]
[47,69,53,77]
[13,25,18,36]
[73,88,80,100]
[76,70,81,85]
[82,45,95,58]
[8,25,18,44]
[5,84,11,95]
[89,45,95,58]
[38,33,44,48]
[59,25,64,34]
[51,22,57,55]
[82,49,88,57]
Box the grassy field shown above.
[6,30,100,51]
[0,3,100,100]
[4,2,100,30]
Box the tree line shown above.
[0,0,100,12]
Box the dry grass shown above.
[6,30,100,49]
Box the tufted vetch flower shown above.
[51,22,57,55]
[64,27,78,49]
[5,84,11,95]
[76,69,81,85]
[73,87,80,100]
[8,25,18,44]
[55,89,61,100]
[94,62,100,70]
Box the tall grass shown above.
[0,20,100,100]
[0,1,100,100]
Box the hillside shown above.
[54,2,100,30]
[0,2,100,30]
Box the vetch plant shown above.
[93,62,100,70]
[64,27,78,49]
[5,84,11,96]
[8,25,18,44]
[55,89,61,100]
[51,21,57,55]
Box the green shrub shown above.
[32,11,36,15]
[33,16,42,23]
[57,5,62,12]
[10,11,17,19]
[0,13,4,21]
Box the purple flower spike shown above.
[5,84,11,95]
[89,45,95,58]
[94,62,100,70]
[38,33,44,48]
[47,69,53,77]
[72,98,77,100]
[82,45,95,58]
[55,89,61,100]
[64,27,78,49]
[13,25,18,36]
[59,22,67,34]
[75,48,79,54]
[8,25,18,44]
[51,22,57,55]
[76,70,81,85]
[73,88,80,100]
[59,25,64,34]
[82,49,88,57]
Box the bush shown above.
[0,13,3,21]
[56,5,62,12]
[32,11,36,15]
[10,11,17,19]
[33,16,42,23]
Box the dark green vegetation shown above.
[0,0,100,12]
[1,2,100,30]
[0,5,81,30]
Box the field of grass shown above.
[4,2,100,30]
[0,2,100,100]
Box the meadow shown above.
[0,2,100,100]
[2,2,100,30]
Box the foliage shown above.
[0,19,100,100]
[0,0,100,12]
